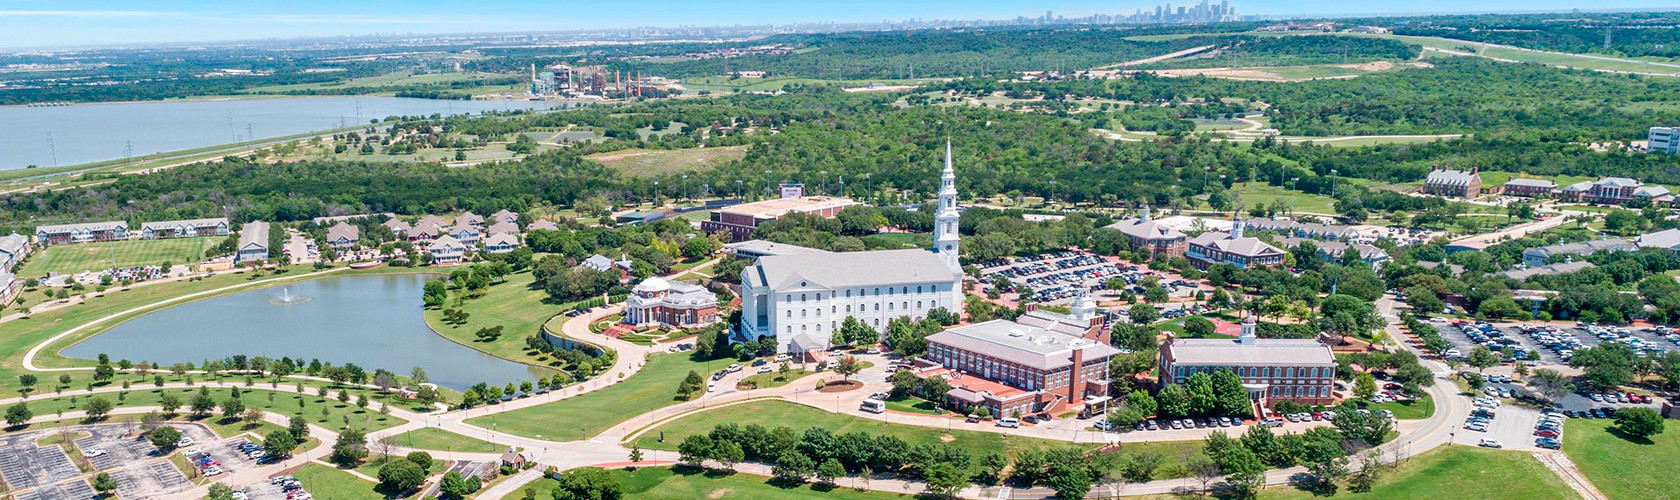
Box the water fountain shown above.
[268,286,312,305]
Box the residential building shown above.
[235,222,271,267]
[448,220,481,247]
[1649,126,1680,154]
[1017,292,1109,342]
[1521,238,1635,267]
[917,315,1121,417]
[35,221,128,247]
[1243,217,1359,242]
[1637,228,1680,255]
[1502,260,1596,281]
[456,211,485,228]
[383,217,411,238]
[483,233,521,254]
[140,218,229,239]
[416,215,449,230]
[0,271,19,306]
[1503,178,1557,198]
[485,221,520,237]
[1560,177,1674,206]
[527,219,560,232]
[1104,206,1187,257]
[580,254,634,282]
[312,213,392,226]
[1158,316,1336,407]
[0,234,31,272]
[408,220,443,243]
[490,209,519,225]
[1186,224,1285,269]
[624,277,721,330]
[701,194,861,242]
[326,222,359,250]
[498,448,532,468]
[739,142,963,353]
[1279,237,1390,269]
[724,240,832,260]
[428,235,466,265]
[1421,168,1481,198]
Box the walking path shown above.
[1534,451,1607,500]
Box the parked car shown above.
[997,418,1020,428]
[1478,439,1503,448]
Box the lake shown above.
[63,273,550,391]
[0,96,563,170]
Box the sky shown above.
[3,0,1675,49]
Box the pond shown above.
[63,273,550,391]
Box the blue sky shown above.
[3,1,1674,48]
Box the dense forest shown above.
[1372,12,1680,59]
[936,57,1680,138]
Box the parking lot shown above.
[978,251,1123,303]
[14,480,95,500]
[0,433,82,492]
[1455,396,1543,451]
[0,423,217,500]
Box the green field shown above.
[1361,395,1435,420]
[463,353,734,441]
[1564,418,1676,500]
[629,400,1201,479]
[1346,33,1680,77]
[422,270,567,371]
[5,385,409,434]
[385,427,507,454]
[735,368,812,390]
[19,237,211,277]
[1134,446,1576,500]
[584,146,748,178]
[1228,182,1339,214]
[294,463,416,499]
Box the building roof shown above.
[1504,178,1556,188]
[527,219,560,231]
[485,221,520,236]
[416,215,449,228]
[717,196,860,220]
[1502,261,1597,280]
[724,239,833,257]
[449,219,480,235]
[1638,228,1680,250]
[411,220,443,237]
[327,222,359,242]
[238,221,270,249]
[580,254,630,272]
[1279,237,1389,262]
[383,217,411,233]
[927,319,1122,371]
[491,209,518,223]
[1164,336,1335,367]
[1425,168,1479,187]
[745,248,959,290]
[1106,217,1186,242]
[140,217,228,232]
[0,234,26,257]
[1562,180,1594,192]
[1597,177,1642,188]
[36,221,128,234]
[1189,231,1284,258]
[1635,185,1672,198]
[457,211,484,225]
[484,233,520,248]
[1523,238,1635,261]
[429,235,464,253]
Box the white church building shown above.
[738,142,966,354]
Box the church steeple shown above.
[934,140,961,272]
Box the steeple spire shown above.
[935,139,961,272]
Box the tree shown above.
[5,402,31,427]
[148,427,182,453]
[772,452,814,482]
[1467,345,1499,373]
[1184,317,1216,338]
[1157,385,1192,418]
[221,396,246,418]
[677,371,705,400]
[923,462,969,498]
[1047,465,1094,500]
[1528,369,1576,403]
[1186,372,1217,416]
[1614,408,1665,439]
[677,435,713,466]
[93,472,118,496]
[189,391,216,416]
[331,427,369,467]
[208,483,236,500]
[159,392,182,414]
[1301,437,1349,494]
[439,471,478,499]
[834,356,862,382]
[289,415,310,440]
[1128,304,1160,324]
[378,458,427,493]
[816,458,845,485]
[1222,447,1265,499]
[264,430,299,458]
[1211,370,1252,418]
[552,467,622,500]
[714,440,744,469]
[84,397,114,419]
[1354,372,1378,401]
[1127,390,1158,417]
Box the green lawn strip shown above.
[383,427,508,454]
[630,399,1200,479]
[583,146,747,178]
[19,238,211,278]
[295,462,418,499]
[1563,418,1677,500]
[463,353,734,441]
[1228,182,1338,213]
[5,385,407,433]
[422,270,567,372]
[538,466,914,500]
[882,395,941,415]
[735,369,813,390]
[352,455,447,480]
[1259,446,1575,500]
[1359,394,1435,420]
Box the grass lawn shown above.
[423,271,567,372]
[584,146,747,178]
[630,400,1201,479]
[1228,182,1338,214]
[1563,417,1676,500]
[464,353,734,441]
[294,463,417,499]
[384,427,507,454]
[19,237,211,277]
[1360,395,1435,420]
[533,466,916,500]
[6,384,408,434]
[1137,446,1575,500]
[882,395,941,415]
[736,369,812,390]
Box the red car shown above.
[1535,429,1561,438]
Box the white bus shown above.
[860,399,886,414]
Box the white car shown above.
[84,448,106,458]
[757,366,772,374]
[176,437,195,447]
[1478,439,1503,448]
